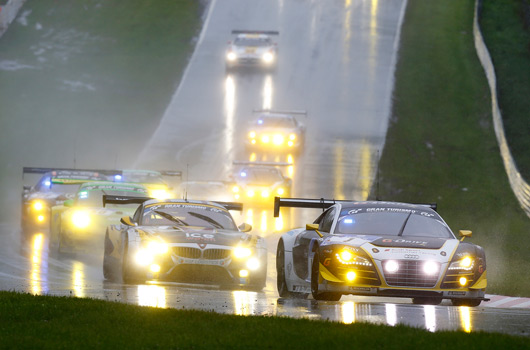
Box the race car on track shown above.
[246,109,306,152]
[231,161,292,203]
[21,167,118,232]
[102,196,267,290]
[274,197,488,306]
[49,181,148,253]
[112,169,181,200]
[226,30,279,71]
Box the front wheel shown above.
[451,299,482,307]
[311,249,341,301]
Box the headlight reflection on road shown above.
[385,303,397,326]
[341,301,356,324]
[223,75,236,174]
[334,140,345,200]
[30,233,48,295]
[423,305,437,332]
[262,75,273,110]
[72,261,85,298]
[459,306,472,333]
[233,290,257,316]
[138,284,167,308]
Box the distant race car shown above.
[49,181,148,253]
[102,196,267,290]
[275,197,488,306]
[246,109,306,152]
[177,181,233,203]
[226,30,279,71]
[231,161,292,203]
[21,167,118,233]
[112,169,181,200]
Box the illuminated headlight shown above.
[246,258,260,270]
[150,189,170,200]
[232,186,240,193]
[239,269,249,278]
[335,249,372,266]
[272,134,284,145]
[233,247,252,259]
[37,215,45,222]
[276,188,284,195]
[247,190,255,197]
[32,201,44,211]
[262,52,274,63]
[147,241,169,255]
[289,134,296,141]
[459,277,468,286]
[346,271,357,281]
[423,260,439,275]
[72,211,91,229]
[150,264,161,273]
[448,256,474,271]
[249,131,256,138]
[261,190,269,198]
[287,141,294,147]
[261,135,270,144]
[384,260,399,273]
[135,250,154,266]
[227,51,237,61]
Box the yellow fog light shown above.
[251,139,256,144]
[289,134,296,140]
[37,215,45,223]
[239,269,249,278]
[261,190,269,198]
[234,194,240,200]
[287,141,294,147]
[459,277,468,286]
[232,186,239,193]
[249,131,256,138]
[135,250,154,266]
[246,258,260,270]
[33,201,44,211]
[346,271,356,281]
[233,247,252,259]
[272,134,284,145]
[150,264,161,273]
[277,188,284,195]
[150,189,170,200]
[247,190,255,197]
[461,256,472,268]
[339,250,353,262]
[72,211,91,229]
[261,135,270,143]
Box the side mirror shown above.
[63,199,74,207]
[459,230,472,241]
[238,223,252,232]
[23,185,32,193]
[121,216,136,226]
[306,223,319,231]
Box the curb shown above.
[482,294,530,309]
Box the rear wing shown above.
[23,167,122,178]
[233,161,292,167]
[253,109,307,117]
[103,195,243,212]
[159,170,182,177]
[231,30,279,36]
[273,197,438,217]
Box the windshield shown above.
[335,211,454,239]
[141,203,237,230]
[76,185,147,207]
[240,168,283,184]
[256,116,295,128]
[234,37,271,47]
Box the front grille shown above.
[203,249,231,260]
[383,260,439,288]
[173,247,201,259]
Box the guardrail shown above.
[473,0,530,218]
[0,0,25,36]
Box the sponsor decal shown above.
[185,232,216,241]
[479,265,484,274]
[404,254,419,260]
[382,238,428,247]
[323,258,331,267]
[449,291,466,296]
[347,286,374,292]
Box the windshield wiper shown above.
[154,210,189,226]
[187,212,224,229]
[397,211,413,237]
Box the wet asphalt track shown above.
[2,0,530,338]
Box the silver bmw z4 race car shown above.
[103,196,267,290]
[274,197,488,306]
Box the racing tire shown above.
[451,299,482,307]
[311,249,341,302]
[121,235,144,284]
[103,230,122,282]
[276,240,308,299]
[412,297,443,305]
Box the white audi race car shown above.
[275,197,488,306]
[103,196,267,290]
[226,30,279,71]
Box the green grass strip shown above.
[1,292,528,349]
[480,0,530,180]
[377,0,530,296]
